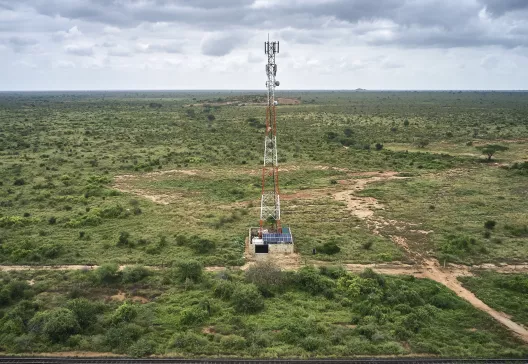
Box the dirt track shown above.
[329,170,528,343]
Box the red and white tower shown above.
[259,38,282,234]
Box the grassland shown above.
[0,90,527,357]
[459,271,528,326]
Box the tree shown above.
[29,308,80,342]
[231,284,264,313]
[174,259,203,282]
[476,144,509,161]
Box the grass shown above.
[459,271,528,326]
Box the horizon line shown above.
[1,89,528,92]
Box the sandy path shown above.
[422,259,528,343]
[112,169,196,205]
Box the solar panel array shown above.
[262,233,293,244]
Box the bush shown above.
[214,280,235,299]
[484,220,496,230]
[174,260,203,282]
[220,335,246,351]
[375,143,384,151]
[171,331,209,352]
[65,298,104,328]
[48,216,57,225]
[117,231,131,247]
[93,263,120,285]
[231,284,264,313]
[112,302,138,323]
[122,265,150,283]
[362,240,374,250]
[319,265,346,279]
[301,336,327,351]
[316,241,341,255]
[29,308,80,342]
[245,261,285,292]
[180,306,208,325]
[296,266,335,295]
[13,178,25,186]
[128,337,156,357]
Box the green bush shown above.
[171,331,209,352]
[128,337,156,357]
[29,308,80,342]
[174,260,203,283]
[316,241,341,255]
[213,280,235,299]
[296,266,335,295]
[220,335,246,351]
[112,302,138,323]
[231,284,264,313]
[93,263,120,285]
[65,298,104,328]
[122,265,150,283]
[117,231,132,247]
[484,220,496,230]
[179,306,208,326]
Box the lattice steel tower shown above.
[260,38,282,234]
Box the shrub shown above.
[128,337,156,357]
[316,241,341,255]
[296,266,335,295]
[375,143,384,151]
[220,335,247,351]
[122,265,150,283]
[48,216,57,225]
[171,331,209,352]
[13,178,25,186]
[180,306,208,326]
[231,284,264,313]
[319,265,346,279]
[29,308,80,342]
[117,231,131,247]
[65,298,104,328]
[93,263,120,285]
[174,260,203,282]
[112,302,138,323]
[484,220,496,230]
[245,261,285,291]
[214,280,236,299]
[362,240,374,250]
[301,336,327,351]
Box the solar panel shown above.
[262,233,293,244]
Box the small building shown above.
[248,226,294,255]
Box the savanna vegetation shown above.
[0,90,527,356]
[0,264,527,357]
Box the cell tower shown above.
[260,37,282,234]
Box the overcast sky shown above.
[1,0,528,90]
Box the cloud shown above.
[2,0,528,90]
[146,42,182,54]
[52,25,82,41]
[65,44,94,56]
[7,36,38,52]
[201,33,246,56]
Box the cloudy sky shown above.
[1,0,528,90]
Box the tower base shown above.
[248,227,294,256]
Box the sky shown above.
[1,0,528,91]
